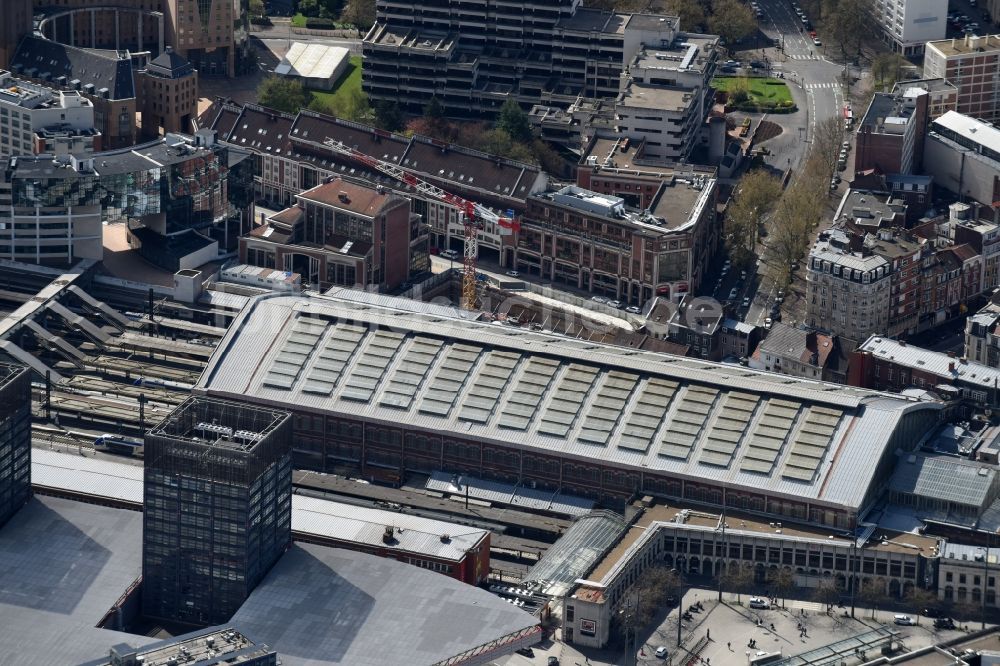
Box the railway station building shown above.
[197,292,945,532]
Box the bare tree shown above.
[767,568,797,608]
[810,116,844,183]
[720,564,756,603]
[905,587,940,623]
[725,170,783,267]
[813,577,841,610]
[708,0,757,48]
[859,577,889,619]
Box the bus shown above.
[93,435,144,457]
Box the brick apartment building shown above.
[240,177,419,292]
[923,34,1000,124]
[850,335,1000,408]
[855,84,929,176]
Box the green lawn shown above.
[308,55,363,108]
[713,76,793,105]
[290,13,307,27]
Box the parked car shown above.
[516,647,535,657]
[750,60,765,69]
[729,288,739,300]
[842,141,851,151]
[506,270,519,277]
[893,614,916,625]
[813,37,822,45]
[440,249,459,259]
[742,297,751,308]
[655,646,670,659]
[548,658,560,666]
[625,305,642,314]
[591,295,606,303]
[607,300,623,309]
[934,617,955,630]
[764,317,773,328]
[749,597,771,609]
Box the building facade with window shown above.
[363,3,689,117]
[924,35,1000,123]
[563,502,941,649]
[513,158,717,305]
[142,397,292,626]
[938,543,1000,609]
[239,177,421,292]
[0,71,99,158]
[0,363,30,530]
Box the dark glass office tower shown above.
[0,363,30,529]
[142,397,292,626]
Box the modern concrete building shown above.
[10,37,138,149]
[0,363,30,530]
[923,111,1000,208]
[363,2,689,117]
[0,155,103,264]
[924,35,1000,123]
[0,71,99,158]
[874,0,948,55]
[142,397,293,626]
[966,294,1000,368]
[614,34,720,162]
[0,131,254,269]
[240,177,420,292]
[198,291,945,531]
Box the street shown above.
[732,0,854,328]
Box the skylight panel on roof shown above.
[657,385,719,461]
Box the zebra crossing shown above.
[805,82,839,89]
[787,54,820,60]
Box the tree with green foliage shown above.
[374,99,404,132]
[871,53,911,92]
[424,97,446,120]
[256,76,307,114]
[661,0,707,31]
[708,0,757,47]
[496,98,533,143]
[340,0,376,29]
[250,0,266,19]
[310,87,373,123]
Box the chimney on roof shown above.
[949,361,956,372]
[383,526,395,544]
[338,191,351,204]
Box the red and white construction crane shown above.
[323,138,519,310]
